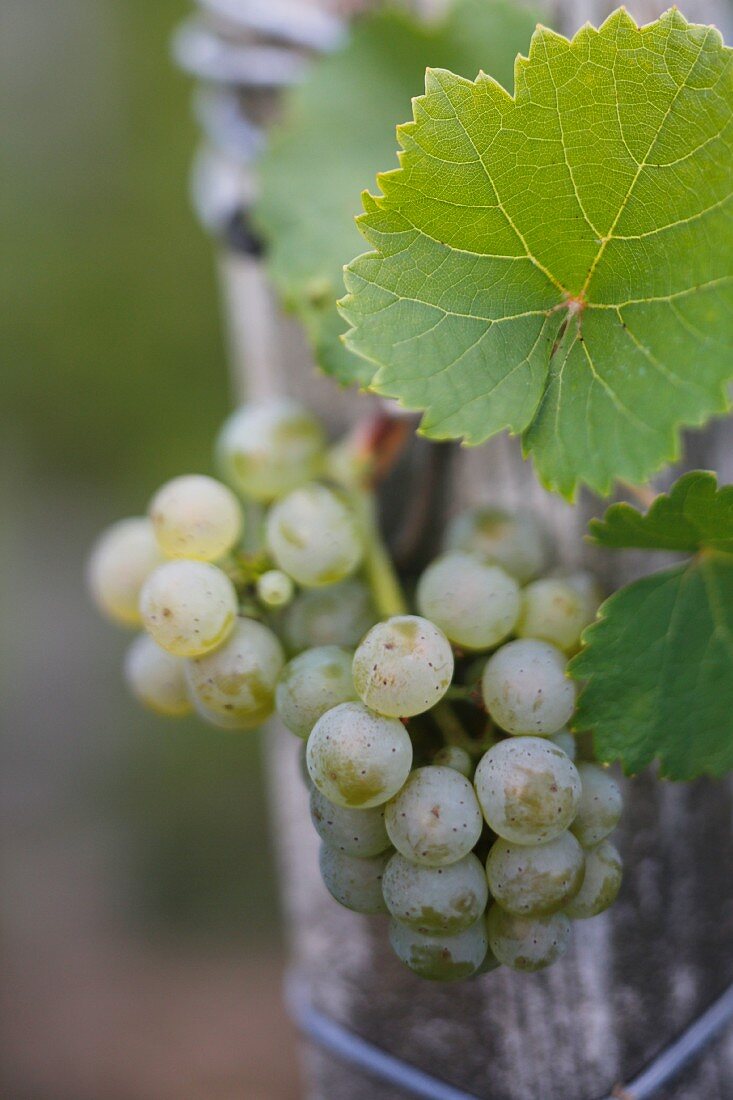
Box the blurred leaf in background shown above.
[254,0,539,384]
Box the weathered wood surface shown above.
[212,1,733,1096]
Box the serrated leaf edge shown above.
[338,7,732,500]
[588,470,733,551]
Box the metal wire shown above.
[607,984,733,1100]
[285,972,482,1100]
[286,972,733,1100]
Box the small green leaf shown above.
[589,471,733,552]
[254,0,539,385]
[571,554,733,779]
[341,9,733,497]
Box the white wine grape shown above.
[382,851,488,934]
[516,578,590,653]
[552,569,603,624]
[149,474,242,561]
[276,645,357,739]
[416,552,520,651]
[474,737,581,845]
[124,634,192,716]
[281,579,376,652]
[266,483,363,588]
[446,507,549,584]
[486,905,571,971]
[256,569,295,609]
[432,745,473,777]
[384,766,483,866]
[548,728,577,761]
[216,399,325,502]
[486,831,585,916]
[319,843,390,914]
[186,617,284,728]
[481,638,575,735]
[307,701,413,809]
[87,517,163,627]
[310,787,391,858]
[389,917,488,981]
[565,840,622,918]
[352,615,454,718]
[139,560,238,657]
[571,763,623,847]
[473,946,502,976]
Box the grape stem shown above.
[338,411,412,489]
[445,684,477,704]
[352,487,408,618]
[432,701,470,747]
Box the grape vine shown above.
[88,1,732,986]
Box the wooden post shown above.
[182,1,733,1095]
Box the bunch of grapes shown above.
[88,399,623,982]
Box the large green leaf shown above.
[254,0,539,384]
[588,470,733,552]
[340,9,733,497]
[571,554,733,778]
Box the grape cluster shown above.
[87,399,374,727]
[88,400,623,982]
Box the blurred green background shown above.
[2,3,295,1097]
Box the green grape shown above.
[123,634,192,717]
[87,517,163,627]
[416,552,520,651]
[148,474,242,562]
[352,615,454,718]
[298,742,313,790]
[276,645,357,739]
[548,729,577,761]
[571,764,623,847]
[565,840,622,919]
[382,852,488,935]
[432,745,473,778]
[266,483,363,588]
[139,560,237,657]
[307,702,412,809]
[319,843,390,914]
[281,579,376,652]
[384,766,483,866]
[193,699,257,730]
[552,568,604,624]
[486,832,585,916]
[389,917,488,981]
[256,569,295,609]
[309,787,390,858]
[474,737,581,845]
[486,906,571,971]
[216,398,325,502]
[186,617,284,728]
[481,639,575,735]
[516,578,591,654]
[473,945,502,976]
[446,507,550,584]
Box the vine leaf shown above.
[571,472,733,779]
[340,8,733,498]
[253,0,539,385]
[588,470,733,552]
